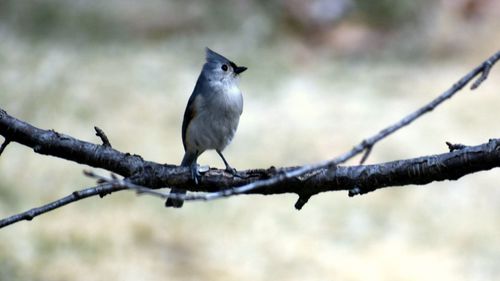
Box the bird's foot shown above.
[190,164,202,185]
[224,166,249,179]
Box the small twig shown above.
[359,144,373,164]
[446,141,467,152]
[94,126,111,147]
[294,194,311,210]
[84,170,171,199]
[0,138,11,156]
[0,183,124,228]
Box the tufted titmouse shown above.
[165,48,247,208]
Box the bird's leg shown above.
[216,150,249,180]
[216,150,236,173]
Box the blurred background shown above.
[1,0,500,280]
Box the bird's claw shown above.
[225,166,237,175]
[190,165,202,185]
[225,166,248,179]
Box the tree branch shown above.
[1,137,498,228]
[92,138,500,199]
[0,183,124,228]
[1,50,500,227]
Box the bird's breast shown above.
[209,83,243,115]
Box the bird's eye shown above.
[221,64,228,71]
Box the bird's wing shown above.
[181,95,196,151]
[181,77,205,151]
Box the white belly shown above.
[186,87,243,153]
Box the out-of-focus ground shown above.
[1,1,500,280]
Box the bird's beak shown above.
[234,66,247,74]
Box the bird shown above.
[165,48,247,208]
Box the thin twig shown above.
[0,183,124,228]
[85,171,213,202]
[359,144,373,164]
[84,170,171,199]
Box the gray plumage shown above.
[166,48,247,208]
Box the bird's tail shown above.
[165,153,196,208]
[165,188,185,208]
